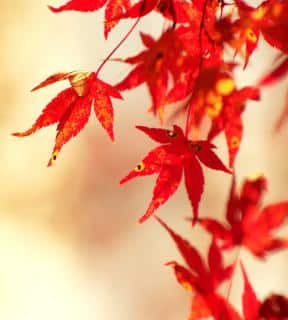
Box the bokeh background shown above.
[0,1,287,319]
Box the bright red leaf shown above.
[118,0,204,24]
[217,0,288,67]
[178,64,260,167]
[13,71,122,166]
[208,85,260,167]
[115,28,195,115]
[261,1,288,55]
[200,175,288,257]
[49,0,132,38]
[49,0,108,13]
[162,26,224,108]
[120,125,231,223]
[104,0,131,38]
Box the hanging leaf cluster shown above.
[13,0,288,318]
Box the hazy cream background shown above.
[0,1,287,319]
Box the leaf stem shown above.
[95,16,141,76]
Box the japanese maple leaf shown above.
[231,0,262,67]
[104,0,131,38]
[176,63,260,167]
[49,0,131,38]
[120,0,164,19]
[227,0,288,67]
[157,217,241,320]
[241,262,288,319]
[13,71,122,166]
[49,0,108,13]
[49,0,198,31]
[115,29,194,115]
[258,55,288,131]
[159,0,224,113]
[208,85,260,167]
[120,125,231,223]
[200,175,288,258]
[260,0,288,55]
[155,0,198,24]
[162,26,224,108]
[122,0,218,25]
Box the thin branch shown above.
[96,17,141,76]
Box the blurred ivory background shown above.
[0,1,287,319]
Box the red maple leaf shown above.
[200,175,288,258]
[49,0,108,13]
[224,0,288,67]
[173,63,260,167]
[155,0,198,24]
[157,217,241,320]
[122,0,218,25]
[161,26,224,108]
[115,29,194,115]
[48,0,199,34]
[119,0,160,19]
[49,0,131,38]
[104,0,131,38]
[241,262,288,319]
[232,0,262,68]
[13,71,122,166]
[208,85,260,167]
[120,125,231,223]
[260,0,288,55]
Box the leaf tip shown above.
[119,172,132,184]
[11,129,33,137]
[138,211,151,224]
[11,132,21,137]
[47,150,59,167]
[191,216,198,226]
[47,5,61,13]
[119,178,126,185]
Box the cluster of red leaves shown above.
[13,0,288,319]
[14,0,287,168]
[158,215,288,320]
[200,175,288,258]
[156,173,288,319]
